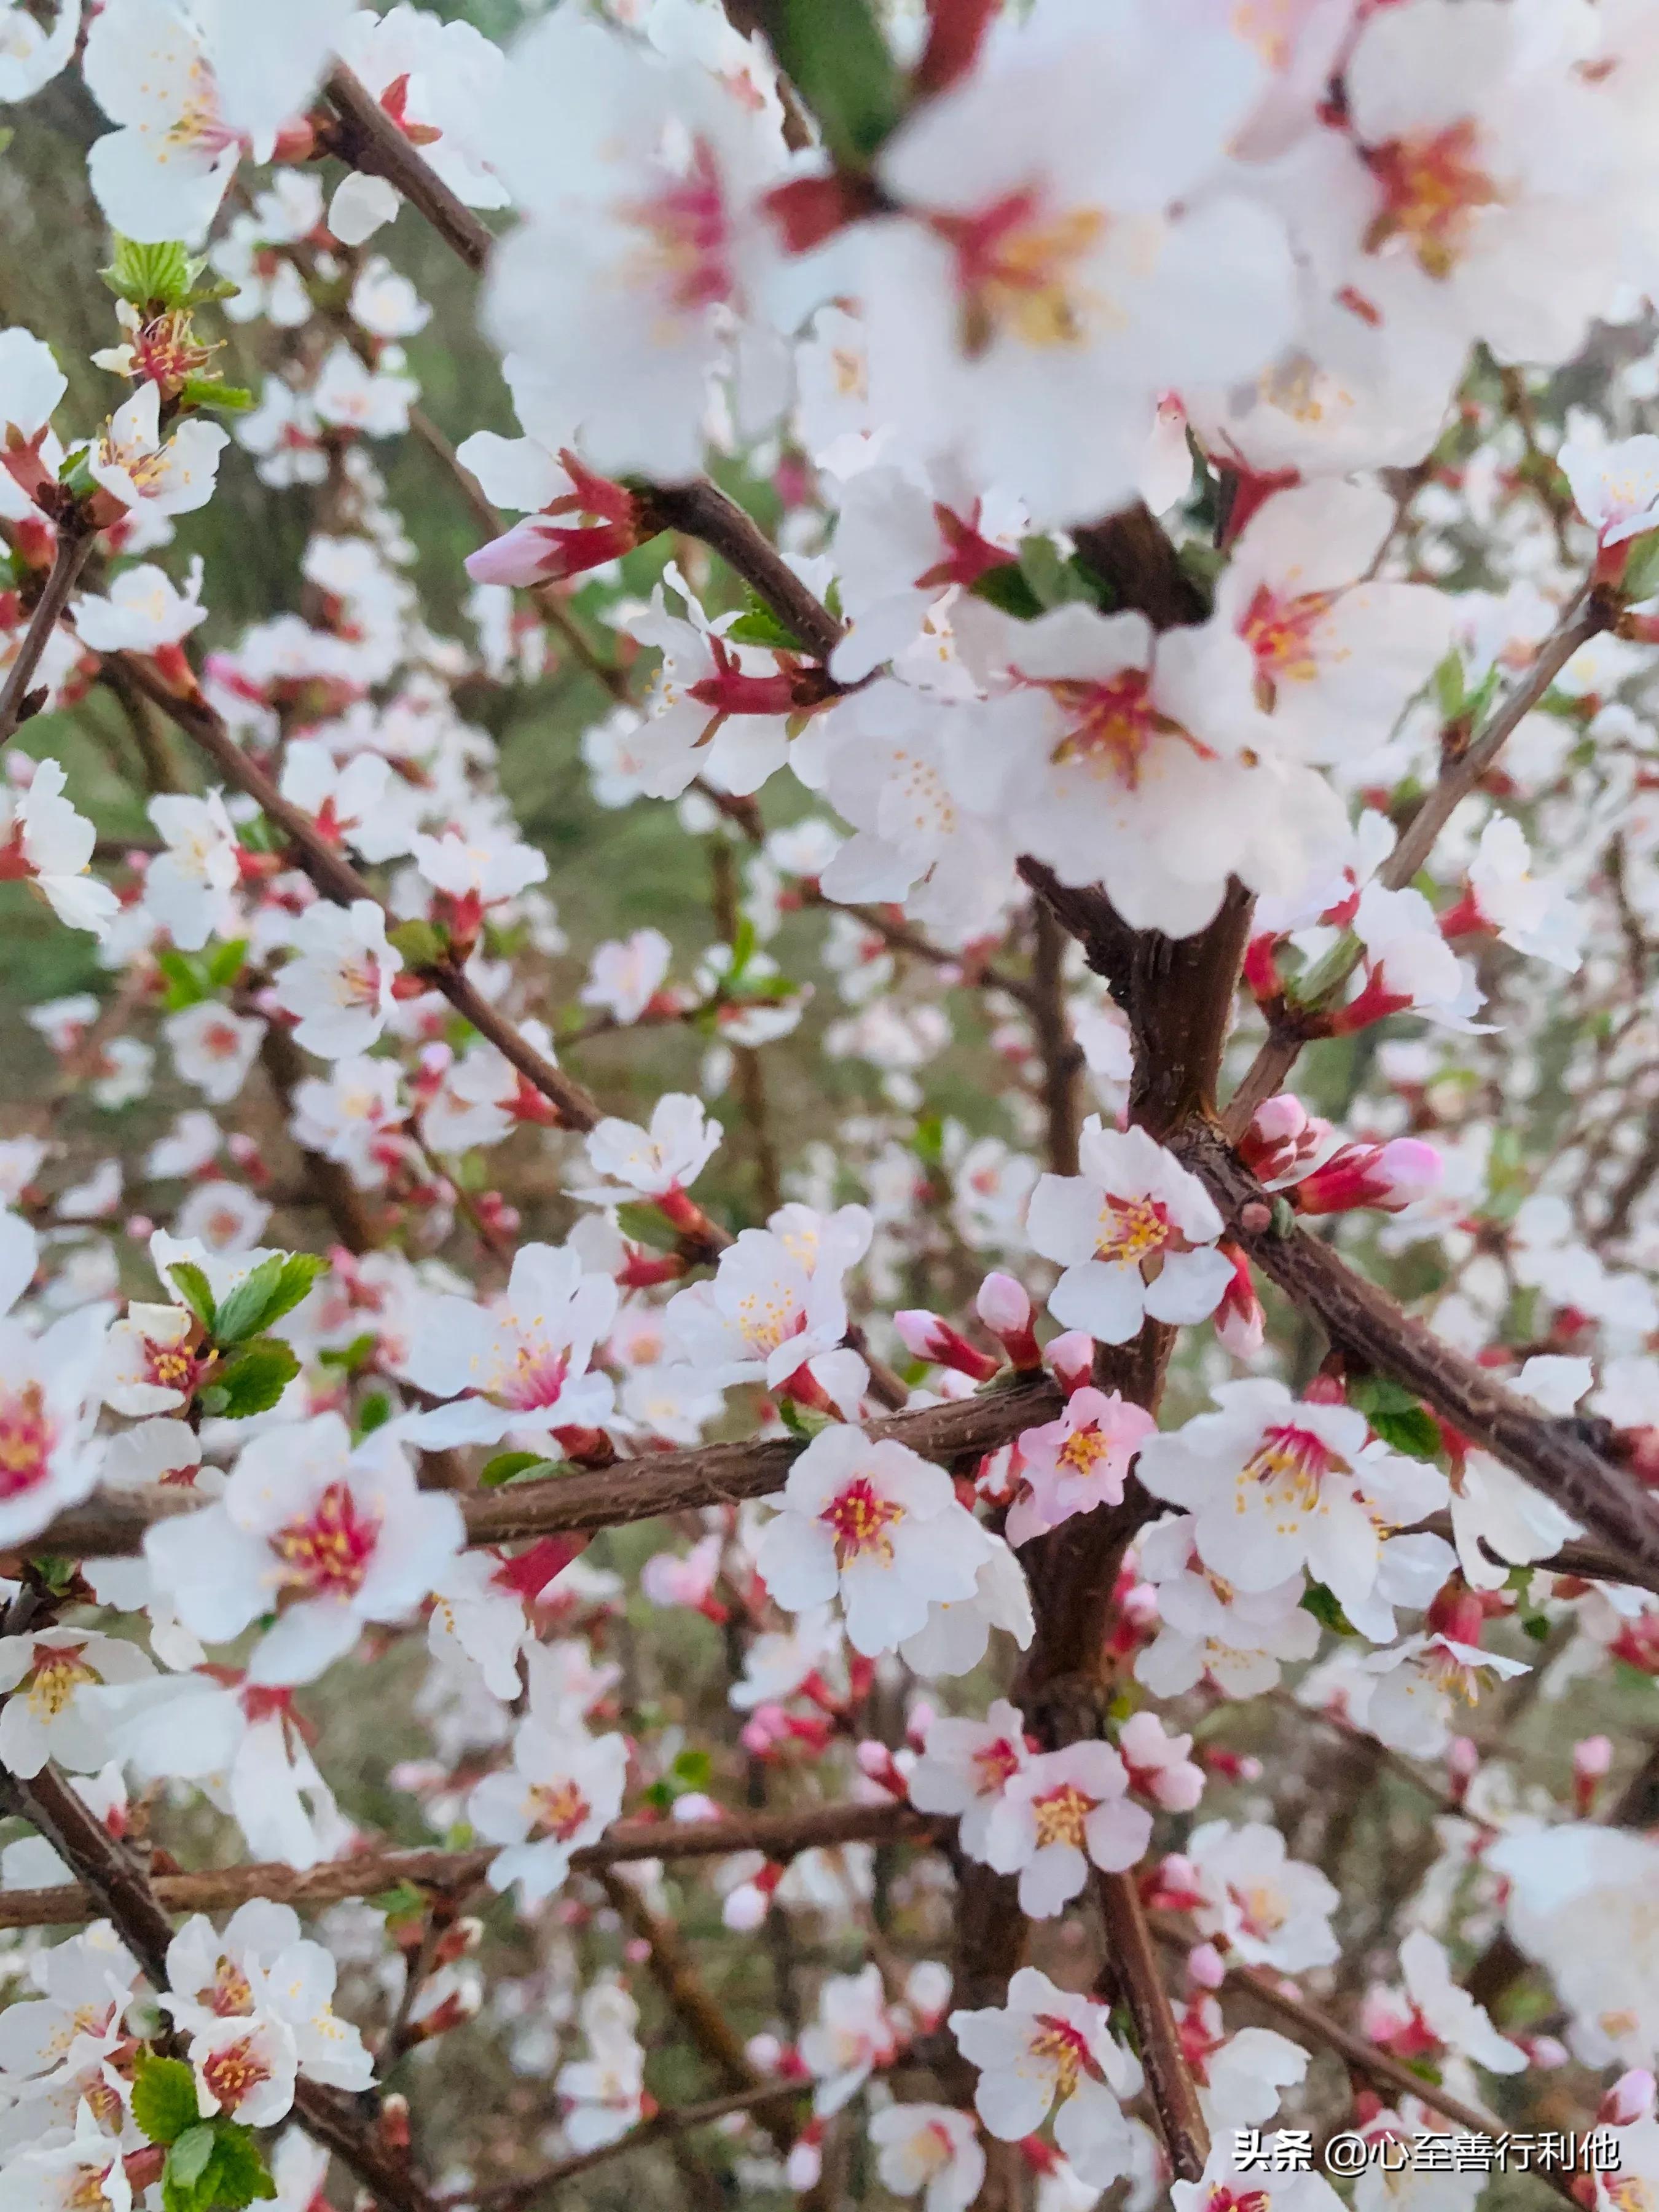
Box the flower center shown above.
[201,2036,270,2113]
[970,1736,1024,1797]
[1364,120,1504,279]
[210,1959,254,2017]
[1030,1780,1096,1851]
[494,1335,571,1411]
[1038,672,1212,791]
[1029,2015,1093,2099]
[621,139,735,320]
[0,1381,53,1498]
[272,1480,380,1599]
[935,190,1108,356]
[1238,584,1336,707]
[821,1477,906,1569]
[337,954,386,1011]
[528,1778,592,1841]
[1093,1190,1171,1266]
[26,1642,95,1718]
[735,1287,805,1356]
[1057,1425,1112,1478]
[1239,1422,1337,1515]
[1233,1881,1288,1939]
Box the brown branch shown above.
[1222,591,1612,1134]
[1030,901,1084,1175]
[637,479,845,663]
[450,2080,810,2208]
[598,1871,794,2153]
[1,1762,444,2212]
[259,1022,380,1255]
[321,63,493,274]
[1176,1121,1659,1587]
[801,888,1037,1009]
[20,1372,1064,1560]
[0,1801,936,1932]
[1097,1873,1210,2182]
[0,522,95,745]
[111,653,605,1134]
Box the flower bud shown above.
[894,1308,1002,1382]
[1045,1330,1094,1392]
[975,1273,1042,1368]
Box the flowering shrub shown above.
[4,2,1659,2209]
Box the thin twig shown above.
[0,524,95,746]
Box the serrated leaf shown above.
[102,236,197,309]
[761,0,904,163]
[480,1450,557,1489]
[167,2126,216,2189]
[213,1338,300,1418]
[212,1251,327,1346]
[167,1262,217,1332]
[201,2120,277,2208]
[133,2052,200,2146]
[209,1254,287,1347]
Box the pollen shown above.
[1238,584,1338,708]
[25,1642,96,1719]
[1030,1780,1095,1851]
[0,1380,53,1499]
[201,2034,270,2113]
[1038,670,1212,792]
[821,1477,906,1569]
[1029,2014,1092,2099]
[1364,119,1504,280]
[272,1479,381,1599]
[1092,1190,1171,1266]
[937,190,1108,356]
[528,1777,592,1841]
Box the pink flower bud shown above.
[976,1271,1031,1333]
[976,1271,1041,1370]
[1214,1239,1264,1358]
[1599,2069,1655,2125]
[1187,1943,1226,1990]
[1045,1330,1095,1392]
[1294,1136,1443,1218]
[894,1308,1002,1382]
[1574,1732,1614,1814]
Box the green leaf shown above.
[724,594,806,652]
[211,1252,327,1346]
[1432,648,1466,721]
[167,2127,216,2189]
[761,0,904,164]
[1521,1612,1552,1642]
[1300,1582,1357,1636]
[388,917,445,970]
[672,1747,713,1790]
[968,562,1046,621]
[132,2052,200,2146]
[614,1202,683,1254]
[167,1262,217,1332]
[200,2121,277,2209]
[155,947,211,1011]
[318,1331,378,1374]
[1348,1375,1443,1462]
[205,1339,300,1419]
[1622,527,1659,605]
[176,377,254,416]
[354,1390,391,1438]
[205,938,248,989]
[777,1399,833,1441]
[480,1450,557,1489]
[1017,535,1096,612]
[372,1879,426,1921]
[102,236,199,310]
[209,1255,287,1347]
[1371,1406,1443,1461]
